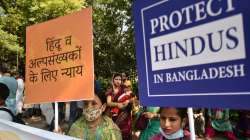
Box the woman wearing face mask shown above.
[67,93,122,140]
[150,107,190,140]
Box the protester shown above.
[193,108,205,138]
[121,72,131,88]
[235,110,250,138]
[138,107,160,140]
[205,108,236,140]
[116,81,134,140]
[150,107,190,140]
[0,82,12,121]
[68,93,122,140]
[0,76,18,114]
[106,73,132,140]
[95,74,102,95]
[121,72,127,83]
[111,80,132,116]
[0,63,9,77]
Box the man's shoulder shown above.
[0,107,13,121]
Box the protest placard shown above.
[25,8,94,104]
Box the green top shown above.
[208,109,233,131]
[139,107,160,140]
[68,115,122,140]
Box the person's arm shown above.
[143,112,160,119]
[107,95,118,107]
[107,95,127,110]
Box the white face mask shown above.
[83,106,103,122]
[159,127,184,139]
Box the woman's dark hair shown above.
[112,73,122,81]
[160,107,187,119]
[0,83,10,100]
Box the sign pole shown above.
[54,102,59,132]
[187,107,195,140]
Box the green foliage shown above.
[98,78,111,94]
[89,0,136,79]
[0,0,137,80]
[0,0,86,74]
[0,27,22,72]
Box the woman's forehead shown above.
[113,75,121,79]
[161,108,179,116]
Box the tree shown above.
[0,0,86,75]
[88,0,136,79]
[0,0,137,80]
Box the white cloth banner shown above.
[40,103,54,125]
[16,78,24,114]
[0,119,80,140]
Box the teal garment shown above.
[139,107,160,140]
[0,76,17,114]
[208,109,233,131]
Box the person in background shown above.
[0,82,12,121]
[111,80,132,116]
[235,110,250,138]
[150,107,190,140]
[205,108,236,140]
[193,108,205,138]
[68,93,122,140]
[139,107,160,140]
[0,76,18,114]
[114,81,133,140]
[106,73,132,140]
[0,63,9,77]
[106,73,123,119]
[95,74,102,95]
[121,72,131,88]
[121,72,127,83]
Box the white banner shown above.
[0,119,80,140]
[150,14,245,71]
